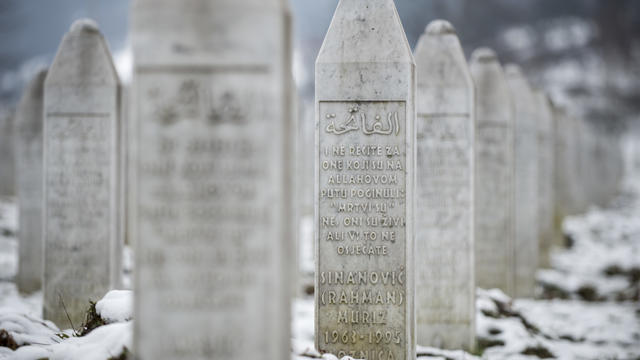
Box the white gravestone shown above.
[43,19,121,328]
[535,91,554,268]
[572,117,587,213]
[469,48,515,295]
[414,20,475,350]
[505,64,538,298]
[552,105,570,247]
[131,1,293,358]
[0,114,16,196]
[16,69,47,293]
[315,1,416,359]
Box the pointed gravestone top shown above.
[46,18,118,87]
[414,19,472,113]
[317,0,413,64]
[425,19,456,35]
[470,47,498,63]
[70,18,99,33]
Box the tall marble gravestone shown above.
[413,20,475,350]
[505,65,538,298]
[131,0,293,358]
[15,69,47,293]
[315,1,415,359]
[43,19,121,327]
[552,105,570,248]
[535,91,554,268]
[0,113,16,196]
[469,48,515,295]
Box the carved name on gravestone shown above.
[132,1,292,358]
[414,20,475,350]
[535,92,554,268]
[505,65,538,298]
[315,1,415,359]
[469,48,515,295]
[16,69,47,293]
[43,19,121,327]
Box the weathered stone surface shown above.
[15,69,47,293]
[131,0,293,358]
[505,64,538,298]
[535,91,554,268]
[315,1,415,359]
[470,48,515,295]
[414,20,475,351]
[43,19,121,328]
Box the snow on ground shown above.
[537,182,640,301]
[1,178,639,359]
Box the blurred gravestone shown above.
[15,69,47,293]
[552,105,570,247]
[470,48,515,295]
[414,20,475,350]
[505,64,538,298]
[43,19,121,328]
[315,0,415,358]
[131,0,293,358]
[535,91,554,268]
[0,113,16,197]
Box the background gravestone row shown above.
[9,0,626,359]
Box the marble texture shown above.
[535,91,554,268]
[470,48,515,296]
[15,69,47,293]
[131,0,293,359]
[505,64,538,298]
[315,1,416,359]
[43,19,121,328]
[414,20,475,351]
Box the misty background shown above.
[1,0,640,196]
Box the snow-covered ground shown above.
[1,179,639,359]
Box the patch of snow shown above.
[95,290,132,324]
[12,322,131,360]
[0,309,60,347]
[537,183,640,300]
[417,346,479,359]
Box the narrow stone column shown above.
[315,1,416,358]
[43,19,121,328]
